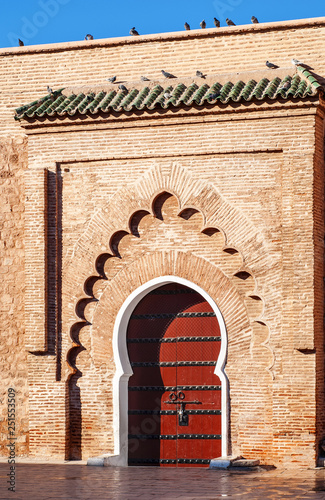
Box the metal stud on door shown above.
[127,284,222,466]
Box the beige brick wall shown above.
[0,138,28,456]
[0,18,324,466]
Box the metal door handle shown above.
[168,391,185,401]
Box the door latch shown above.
[178,402,188,426]
[164,392,202,426]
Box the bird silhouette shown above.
[18,38,24,46]
[118,84,128,92]
[107,76,116,83]
[130,27,139,36]
[214,18,220,27]
[280,81,291,90]
[184,22,190,30]
[85,34,93,40]
[251,16,259,24]
[164,92,172,99]
[266,61,279,69]
[208,92,219,100]
[161,70,175,78]
[196,70,206,78]
[226,18,236,26]
[200,20,206,29]
[47,86,53,94]
[141,76,150,81]
[291,58,304,66]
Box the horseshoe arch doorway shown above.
[112,277,228,467]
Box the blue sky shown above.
[0,0,324,48]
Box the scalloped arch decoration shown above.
[62,162,269,317]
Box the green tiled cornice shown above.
[14,69,322,121]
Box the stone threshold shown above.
[87,455,125,466]
[209,456,261,470]
[87,454,263,468]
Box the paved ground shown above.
[1,463,325,499]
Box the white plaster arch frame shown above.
[110,276,229,466]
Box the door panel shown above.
[127,283,222,466]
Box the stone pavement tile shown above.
[1,463,325,499]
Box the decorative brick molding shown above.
[25,168,48,352]
[63,180,273,459]
[62,163,271,343]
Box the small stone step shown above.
[209,456,242,469]
[232,458,260,467]
[209,456,260,469]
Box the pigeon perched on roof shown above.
[141,76,150,81]
[214,18,220,27]
[291,58,304,66]
[18,38,24,46]
[208,92,220,100]
[280,81,291,90]
[164,92,172,99]
[107,76,117,83]
[251,16,259,24]
[226,18,236,26]
[200,20,206,29]
[184,22,190,30]
[85,34,93,40]
[130,27,139,36]
[47,86,53,94]
[118,84,128,92]
[196,70,206,78]
[266,61,279,69]
[161,70,175,78]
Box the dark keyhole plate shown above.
[179,411,189,426]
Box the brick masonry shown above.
[0,18,325,467]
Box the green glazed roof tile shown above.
[87,91,106,114]
[264,77,282,98]
[133,87,150,109]
[100,91,117,112]
[189,83,208,104]
[110,91,126,110]
[241,80,257,100]
[297,65,322,89]
[295,80,308,98]
[204,82,222,102]
[219,82,234,101]
[155,85,173,108]
[180,83,199,104]
[143,85,164,108]
[120,89,139,110]
[173,83,187,100]
[287,75,301,96]
[227,81,246,101]
[14,68,323,121]
[66,93,85,114]
[251,78,269,99]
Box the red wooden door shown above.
[127,283,222,467]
